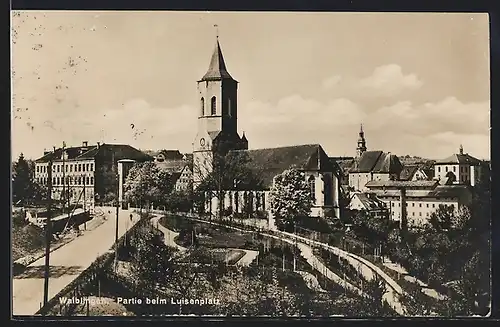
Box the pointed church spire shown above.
[201,29,235,81]
[356,123,367,157]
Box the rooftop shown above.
[200,39,235,82]
[35,143,153,163]
[228,144,338,188]
[349,150,403,174]
[365,180,439,189]
[435,153,482,165]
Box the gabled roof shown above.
[400,165,420,181]
[349,150,403,174]
[200,39,235,82]
[35,143,153,163]
[171,172,182,183]
[435,153,482,165]
[228,144,338,188]
[352,192,386,211]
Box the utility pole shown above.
[114,152,119,272]
[43,148,54,310]
[83,172,86,230]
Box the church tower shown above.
[193,35,248,189]
[356,124,367,157]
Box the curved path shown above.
[150,215,258,267]
[150,212,407,315]
[150,216,187,251]
[149,213,365,298]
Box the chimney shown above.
[97,142,100,148]
[82,141,88,147]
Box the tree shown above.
[124,162,174,209]
[12,153,45,205]
[428,204,455,231]
[194,142,263,220]
[129,224,180,296]
[269,168,312,231]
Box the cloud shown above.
[237,94,489,160]
[12,99,198,158]
[371,97,489,136]
[322,64,423,97]
[12,94,490,162]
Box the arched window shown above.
[308,176,316,203]
[228,97,232,117]
[200,97,205,116]
[211,96,216,115]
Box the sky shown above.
[11,11,490,161]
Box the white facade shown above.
[35,159,96,206]
[205,169,340,219]
[379,196,461,226]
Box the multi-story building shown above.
[348,192,389,219]
[433,145,485,186]
[34,141,152,207]
[172,165,193,192]
[364,180,472,228]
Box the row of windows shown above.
[37,162,94,174]
[391,204,454,217]
[200,96,233,117]
[37,176,94,186]
[36,163,94,173]
[436,166,468,173]
[178,178,190,184]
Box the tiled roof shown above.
[349,151,403,174]
[35,143,153,163]
[365,180,439,189]
[370,185,471,201]
[435,153,482,165]
[353,192,386,211]
[200,39,235,81]
[156,160,187,173]
[228,144,337,188]
[399,165,420,181]
[427,185,472,199]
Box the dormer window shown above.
[156,154,165,162]
[211,96,216,115]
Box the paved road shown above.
[12,207,139,316]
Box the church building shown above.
[192,37,342,220]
